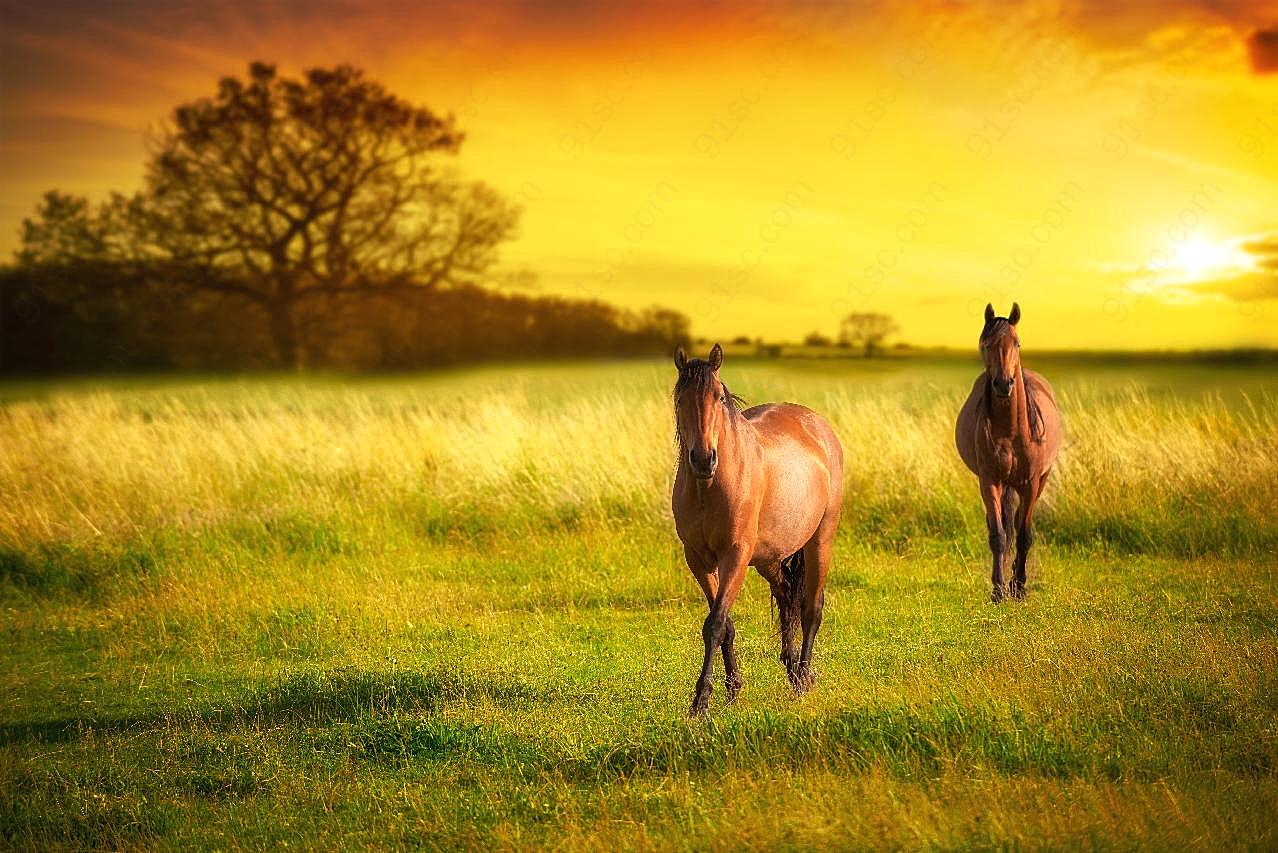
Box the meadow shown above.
[2,354,1277,850]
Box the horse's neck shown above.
[699,412,756,497]
[988,368,1032,441]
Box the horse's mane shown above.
[673,360,745,439]
[979,317,1011,343]
[1023,373,1046,441]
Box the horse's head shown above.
[980,302,1022,398]
[673,343,731,481]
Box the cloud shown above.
[1240,233,1278,286]
[1186,271,1278,301]
[1045,1,1278,75]
[1247,26,1278,72]
[1123,230,1278,304]
[1242,234,1278,257]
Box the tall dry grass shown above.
[1,365,1275,578]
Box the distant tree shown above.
[731,335,753,345]
[636,306,692,351]
[19,62,519,368]
[11,191,185,369]
[17,192,118,267]
[803,331,831,347]
[839,312,899,358]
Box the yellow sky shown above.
[2,0,1277,348]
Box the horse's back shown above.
[955,376,985,475]
[744,402,843,482]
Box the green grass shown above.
[1,356,1277,849]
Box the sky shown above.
[2,0,1277,349]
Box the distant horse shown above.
[671,344,844,715]
[955,303,1062,602]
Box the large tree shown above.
[839,311,899,358]
[24,62,520,367]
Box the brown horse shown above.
[671,343,844,715]
[955,303,1062,602]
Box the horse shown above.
[671,343,844,716]
[955,303,1062,602]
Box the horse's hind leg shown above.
[768,558,801,682]
[721,613,743,705]
[794,512,837,694]
[1011,476,1045,600]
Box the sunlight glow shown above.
[1166,237,1251,282]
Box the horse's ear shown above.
[1008,302,1021,326]
[708,343,724,371]
[984,303,995,324]
[674,347,687,371]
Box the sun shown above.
[1166,237,1249,281]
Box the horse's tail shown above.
[780,549,805,611]
[771,549,806,636]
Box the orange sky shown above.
[2,0,1277,348]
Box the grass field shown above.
[2,355,1277,849]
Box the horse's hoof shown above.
[725,676,744,706]
[788,667,814,695]
[991,586,1007,604]
[1010,584,1027,601]
[689,686,712,717]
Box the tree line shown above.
[0,63,690,373]
[801,313,900,357]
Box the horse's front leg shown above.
[686,547,741,706]
[1000,488,1017,553]
[980,480,1008,603]
[690,546,750,717]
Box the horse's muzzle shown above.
[993,377,1014,397]
[689,447,718,480]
